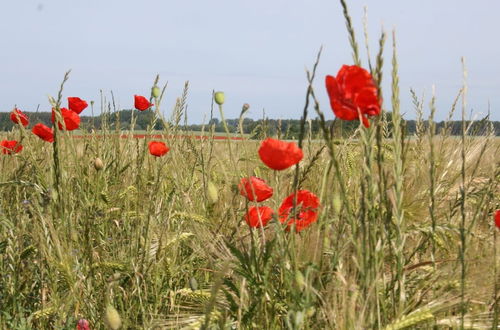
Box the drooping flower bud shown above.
[104,305,122,330]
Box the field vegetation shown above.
[0,1,499,329]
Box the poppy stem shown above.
[217,102,236,171]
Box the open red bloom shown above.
[134,95,153,111]
[68,97,88,114]
[148,141,169,157]
[244,206,274,228]
[239,176,273,202]
[10,108,29,127]
[1,140,23,155]
[325,65,381,128]
[258,138,303,170]
[279,190,320,232]
[51,107,80,131]
[32,123,54,142]
[495,210,500,229]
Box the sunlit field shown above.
[1,2,499,329]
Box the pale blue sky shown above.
[1,0,498,122]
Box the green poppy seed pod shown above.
[152,86,161,98]
[94,157,104,171]
[104,305,122,330]
[207,181,218,204]
[214,91,225,105]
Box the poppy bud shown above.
[294,311,304,327]
[189,277,198,291]
[104,305,122,330]
[152,86,161,98]
[242,103,250,111]
[333,195,341,214]
[107,272,121,283]
[214,91,225,105]
[295,270,306,290]
[207,181,218,204]
[94,158,104,171]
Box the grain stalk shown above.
[339,0,361,66]
[459,57,468,328]
[428,88,437,264]
[390,30,406,315]
[48,70,71,220]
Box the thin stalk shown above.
[217,99,237,171]
[339,0,361,66]
[390,30,406,315]
[459,56,468,329]
[428,89,437,264]
[49,70,71,219]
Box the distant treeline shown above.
[1,110,499,138]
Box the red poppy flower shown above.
[258,138,303,170]
[10,108,29,127]
[239,176,273,202]
[76,319,90,330]
[279,190,320,232]
[32,123,54,142]
[51,107,80,131]
[244,206,274,228]
[134,95,153,111]
[148,141,169,157]
[495,210,500,229]
[1,140,23,155]
[325,65,381,128]
[68,97,88,114]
